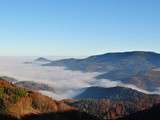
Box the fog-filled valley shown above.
[1,54,160,120]
[0,56,96,99]
[0,55,159,100]
[0,56,114,99]
[1,0,160,119]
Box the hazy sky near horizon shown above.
[0,0,160,56]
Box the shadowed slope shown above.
[22,111,100,120]
[118,104,160,120]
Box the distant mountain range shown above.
[43,51,160,91]
[24,57,51,64]
[34,57,51,63]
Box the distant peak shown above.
[34,57,51,62]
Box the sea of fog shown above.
[0,56,158,100]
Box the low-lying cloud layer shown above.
[0,57,159,100]
[0,57,101,99]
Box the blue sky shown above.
[0,0,159,56]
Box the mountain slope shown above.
[0,79,75,118]
[15,81,55,92]
[74,86,159,101]
[1,78,160,120]
[96,69,160,91]
[0,79,102,120]
[45,51,160,72]
[70,98,160,120]
[44,51,160,91]
[118,104,160,120]
[22,110,100,120]
[70,86,160,120]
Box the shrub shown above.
[0,86,28,104]
[11,88,28,103]
[0,88,4,98]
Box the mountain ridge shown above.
[43,51,160,91]
[74,86,160,104]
